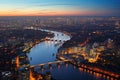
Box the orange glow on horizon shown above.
[0,12,81,16]
[0,9,106,16]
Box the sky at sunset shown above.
[0,0,120,16]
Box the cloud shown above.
[33,3,79,7]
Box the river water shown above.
[28,30,107,80]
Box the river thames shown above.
[28,30,107,80]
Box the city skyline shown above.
[0,0,120,16]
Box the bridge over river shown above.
[30,60,72,69]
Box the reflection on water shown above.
[28,30,107,80]
[34,64,107,80]
[29,41,60,65]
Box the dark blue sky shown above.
[0,0,120,16]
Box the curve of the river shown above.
[28,29,107,80]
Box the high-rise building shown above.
[107,38,114,48]
[115,21,120,29]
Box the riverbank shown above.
[56,54,120,80]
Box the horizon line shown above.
[0,15,120,17]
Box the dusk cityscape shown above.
[0,0,120,80]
